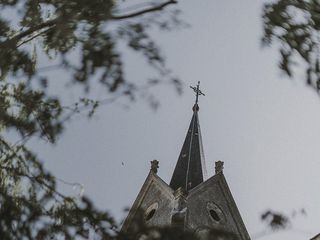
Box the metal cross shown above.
[190,81,205,104]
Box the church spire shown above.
[122,81,251,239]
[169,82,207,191]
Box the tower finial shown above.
[190,81,205,111]
[150,160,159,174]
[215,161,224,174]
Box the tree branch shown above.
[0,19,57,47]
[0,0,178,48]
[0,165,68,201]
[16,28,52,48]
[110,0,177,20]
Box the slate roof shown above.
[169,104,207,191]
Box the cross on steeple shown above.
[169,81,207,192]
[190,81,205,105]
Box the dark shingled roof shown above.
[169,104,207,191]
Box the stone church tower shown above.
[122,83,250,240]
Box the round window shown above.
[209,209,220,222]
[206,202,224,223]
[146,209,156,221]
[145,202,158,221]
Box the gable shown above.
[311,234,320,240]
[121,172,174,233]
[186,173,250,240]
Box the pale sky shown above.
[28,1,320,239]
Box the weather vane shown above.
[190,81,205,105]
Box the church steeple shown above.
[122,81,250,240]
[169,82,207,191]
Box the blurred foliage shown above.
[262,0,320,91]
[0,0,184,239]
[0,0,310,238]
[261,210,290,230]
[253,209,308,239]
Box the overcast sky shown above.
[28,1,320,239]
